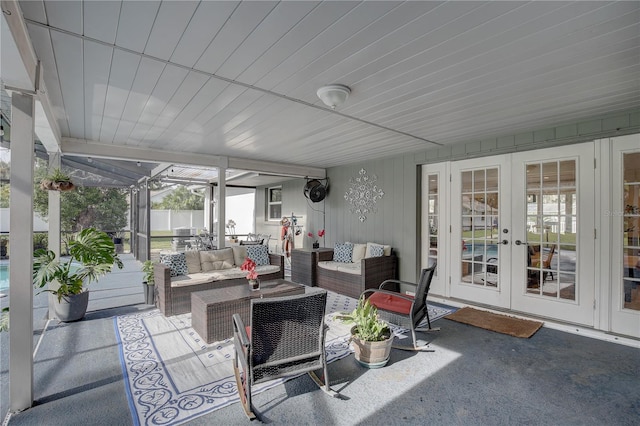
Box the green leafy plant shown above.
[46,168,72,182]
[141,260,155,285]
[33,227,123,301]
[33,233,48,251]
[339,297,390,342]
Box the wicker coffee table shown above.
[191,279,305,343]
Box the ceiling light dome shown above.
[317,84,351,109]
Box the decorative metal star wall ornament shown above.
[344,168,384,222]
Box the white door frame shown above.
[421,163,448,297]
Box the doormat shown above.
[445,307,543,338]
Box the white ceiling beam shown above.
[1,0,38,90]
[2,0,62,152]
[150,163,173,178]
[62,137,325,179]
[62,138,228,168]
[34,100,60,153]
[227,157,325,179]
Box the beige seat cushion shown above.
[318,261,361,275]
[200,248,235,271]
[317,261,341,271]
[171,273,216,287]
[336,262,361,275]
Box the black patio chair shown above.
[232,290,338,420]
[362,264,438,351]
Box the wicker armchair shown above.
[232,290,338,420]
[316,250,398,299]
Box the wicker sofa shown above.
[154,246,284,316]
[316,242,398,299]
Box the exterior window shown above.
[267,186,282,221]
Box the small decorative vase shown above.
[248,279,260,291]
[312,242,320,249]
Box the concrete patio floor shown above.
[1,253,639,425]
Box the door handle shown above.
[515,240,525,245]
[501,240,509,245]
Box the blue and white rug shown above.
[114,292,453,425]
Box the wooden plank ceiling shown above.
[15,0,640,171]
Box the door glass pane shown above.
[526,160,576,300]
[427,174,438,270]
[461,171,472,193]
[622,153,640,310]
[461,167,499,288]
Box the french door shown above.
[442,144,595,325]
[610,135,640,338]
[510,144,595,325]
[450,155,511,308]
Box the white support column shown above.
[204,185,212,232]
[218,167,226,248]
[145,180,151,259]
[9,92,35,412]
[47,153,61,319]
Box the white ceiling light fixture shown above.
[317,84,351,109]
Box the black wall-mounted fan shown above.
[303,178,328,203]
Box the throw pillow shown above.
[232,246,248,267]
[200,248,235,271]
[159,252,188,277]
[246,245,270,266]
[369,244,384,258]
[184,250,202,274]
[351,243,367,263]
[365,242,391,258]
[333,243,354,263]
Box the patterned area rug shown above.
[114,291,453,425]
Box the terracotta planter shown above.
[350,326,393,368]
[54,291,90,322]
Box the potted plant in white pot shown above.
[33,227,123,322]
[141,260,155,305]
[339,296,394,368]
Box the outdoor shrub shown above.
[33,233,48,251]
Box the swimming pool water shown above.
[0,262,81,291]
[0,265,8,291]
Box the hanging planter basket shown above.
[54,180,75,191]
[40,179,75,191]
[40,179,56,190]
[40,168,75,192]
